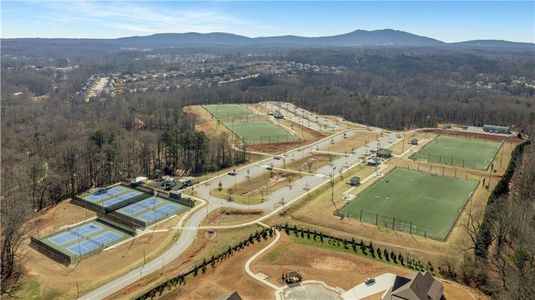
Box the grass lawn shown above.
[410,135,501,170]
[203,104,254,120]
[224,120,296,144]
[340,168,478,240]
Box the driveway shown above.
[341,273,396,300]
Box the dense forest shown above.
[1,46,535,295]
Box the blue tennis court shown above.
[38,219,133,262]
[89,231,122,246]
[84,186,129,201]
[101,191,143,207]
[48,223,102,245]
[117,197,164,215]
[67,239,100,256]
[137,203,182,223]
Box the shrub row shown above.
[277,223,434,274]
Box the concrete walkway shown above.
[341,273,396,300]
[244,226,282,294]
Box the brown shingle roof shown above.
[382,271,443,300]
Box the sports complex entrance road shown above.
[80,126,399,299]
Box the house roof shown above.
[227,291,242,300]
[382,271,443,300]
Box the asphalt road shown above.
[80,126,399,299]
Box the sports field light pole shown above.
[330,166,339,215]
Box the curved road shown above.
[80,125,399,299]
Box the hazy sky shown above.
[2,1,534,42]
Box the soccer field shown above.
[340,168,478,240]
[410,135,501,170]
[203,104,255,119]
[224,120,296,144]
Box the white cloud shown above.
[37,0,256,37]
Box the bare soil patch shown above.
[201,209,266,226]
[159,237,274,300]
[285,153,339,173]
[325,131,381,153]
[107,225,265,299]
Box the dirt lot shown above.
[159,237,275,300]
[254,234,485,300]
[201,208,266,226]
[324,131,381,153]
[14,200,188,299]
[278,119,326,141]
[324,116,368,129]
[285,153,339,173]
[183,105,234,139]
[211,170,299,205]
[107,225,265,299]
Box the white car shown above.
[364,277,375,285]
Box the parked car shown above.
[228,169,237,176]
[347,176,360,186]
[364,277,376,285]
[159,180,176,191]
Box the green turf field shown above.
[224,120,296,144]
[203,104,255,119]
[410,135,501,170]
[340,168,478,240]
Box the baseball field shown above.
[410,135,501,170]
[340,168,479,240]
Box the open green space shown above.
[203,104,255,119]
[340,168,478,240]
[224,120,296,144]
[410,135,501,170]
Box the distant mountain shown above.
[112,29,444,48]
[3,29,533,51]
[451,39,535,50]
[114,32,251,48]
